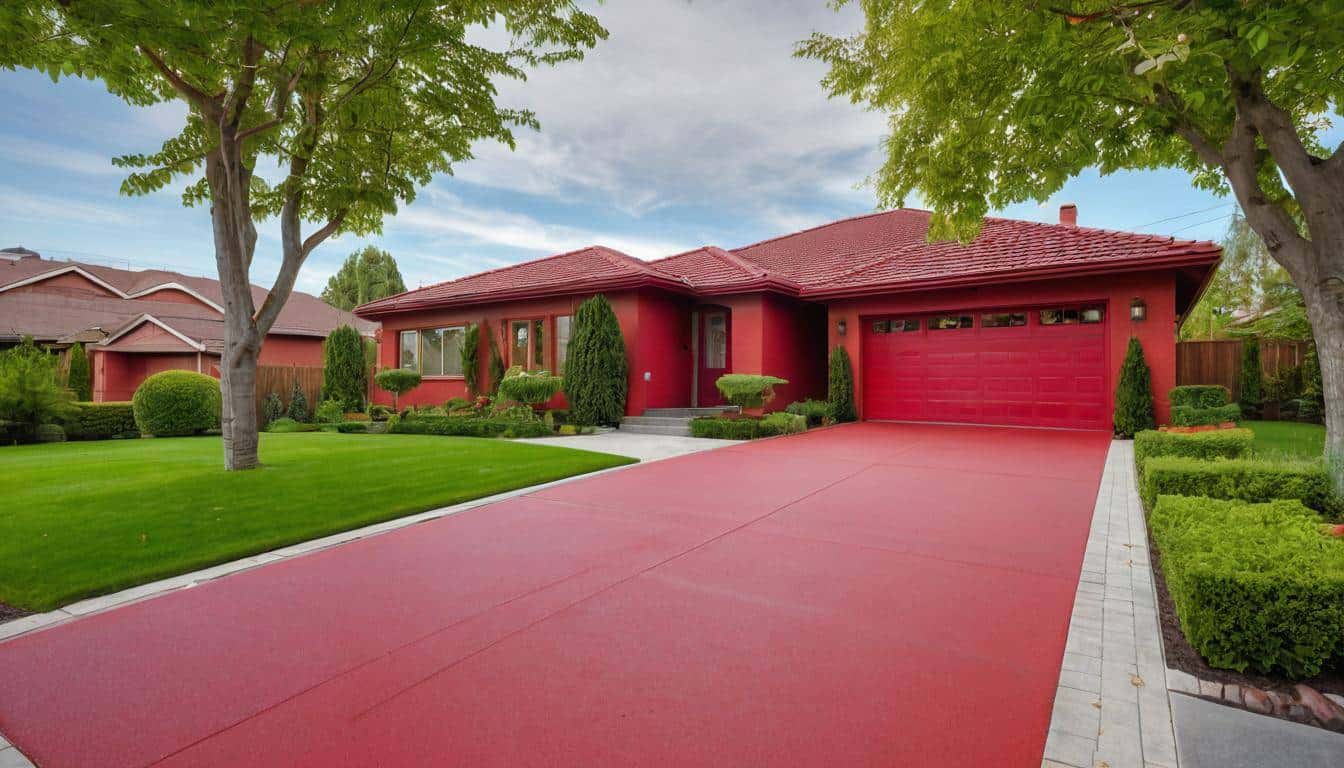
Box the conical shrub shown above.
[1113,336,1155,438]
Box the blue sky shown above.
[0,1,1315,297]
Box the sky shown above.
[0,0,1314,298]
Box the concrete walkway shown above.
[516,429,735,462]
[0,423,1110,767]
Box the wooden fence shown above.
[1175,339,1307,400]
[255,365,324,427]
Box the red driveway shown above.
[0,423,1110,767]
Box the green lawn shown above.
[0,433,634,612]
[1245,420,1326,460]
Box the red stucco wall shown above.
[824,270,1179,428]
[92,349,210,402]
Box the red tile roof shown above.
[0,253,374,347]
[355,208,1221,316]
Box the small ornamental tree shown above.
[0,337,73,440]
[262,391,285,425]
[1239,340,1263,415]
[488,327,506,394]
[715,374,788,411]
[66,342,92,401]
[564,294,628,426]
[287,379,309,423]
[461,324,481,398]
[322,325,367,412]
[1114,337,1156,438]
[498,369,564,406]
[375,369,422,410]
[828,346,856,423]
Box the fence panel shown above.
[254,365,323,427]
[1175,339,1307,400]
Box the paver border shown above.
[1044,439,1179,768]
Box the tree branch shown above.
[301,210,347,256]
[140,46,220,119]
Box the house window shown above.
[399,330,418,371]
[981,312,1027,328]
[929,314,973,330]
[509,318,548,370]
[400,326,465,376]
[555,315,572,374]
[705,313,727,368]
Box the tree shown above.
[828,346,856,422]
[320,246,406,311]
[375,369,421,410]
[287,379,309,423]
[1240,340,1263,413]
[66,342,92,401]
[322,325,367,412]
[801,4,1344,480]
[3,2,606,470]
[461,324,481,398]
[1113,337,1155,438]
[563,295,627,426]
[0,337,73,440]
[1181,215,1291,340]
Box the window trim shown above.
[397,324,469,379]
[506,316,550,371]
[554,314,573,375]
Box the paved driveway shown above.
[0,423,1110,767]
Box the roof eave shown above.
[801,250,1223,302]
[354,274,695,318]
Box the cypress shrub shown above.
[66,342,92,401]
[564,294,628,426]
[461,323,481,397]
[131,371,221,436]
[262,391,285,425]
[1113,337,1155,438]
[322,325,367,411]
[828,345,856,422]
[488,326,506,393]
[287,379,309,422]
[1240,340,1262,414]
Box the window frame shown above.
[554,315,573,375]
[397,324,467,378]
[507,316,550,371]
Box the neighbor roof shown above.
[0,254,374,347]
[355,208,1221,316]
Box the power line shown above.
[1127,202,1236,231]
[1169,213,1235,235]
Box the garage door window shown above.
[981,312,1027,328]
[1040,307,1104,325]
[871,318,920,334]
[929,314,973,330]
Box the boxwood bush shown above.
[1168,385,1230,409]
[1133,428,1253,469]
[336,421,369,433]
[1140,456,1337,514]
[498,371,564,405]
[689,413,803,439]
[63,401,139,440]
[1150,495,1344,677]
[1170,403,1241,427]
[388,415,551,438]
[785,399,831,427]
[131,371,221,437]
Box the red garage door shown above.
[862,306,1108,430]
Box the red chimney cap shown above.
[1059,204,1078,227]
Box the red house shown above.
[355,206,1220,431]
[0,248,374,401]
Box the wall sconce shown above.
[836,319,848,336]
[1130,298,1147,322]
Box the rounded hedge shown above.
[132,371,221,436]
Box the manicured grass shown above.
[1245,420,1325,460]
[0,433,635,612]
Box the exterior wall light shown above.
[1130,298,1147,322]
[837,319,848,336]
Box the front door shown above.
[697,308,731,406]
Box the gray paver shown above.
[0,747,35,768]
[1171,693,1344,768]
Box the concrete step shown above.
[642,406,739,418]
[621,415,694,427]
[618,423,692,437]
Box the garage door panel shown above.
[863,305,1107,430]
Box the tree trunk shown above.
[1299,272,1344,489]
[220,333,261,470]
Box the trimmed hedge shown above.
[714,374,788,409]
[1150,495,1344,677]
[387,415,551,438]
[336,421,368,433]
[1133,428,1252,469]
[498,371,563,404]
[1171,403,1241,427]
[785,399,831,427]
[1140,456,1337,513]
[266,417,318,433]
[63,401,139,440]
[131,371,221,437]
[1168,385,1230,409]
[689,414,802,440]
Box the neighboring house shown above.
[355,206,1220,429]
[0,247,374,401]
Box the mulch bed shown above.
[1146,520,1344,699]
[0,601,31,624]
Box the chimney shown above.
[1059,204,1078,227]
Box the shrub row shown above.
[1170,403,1241,427]
[1168,385,1230,409]
[689,412,806,440]
[1150,495,1344,678]
[1140,456,1337,514]
[1133,428,1252,469]
[388,415,551,438]
[785,399,831,427]
[62,401,139,440]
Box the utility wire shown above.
[1127,202,1236,231]
[1169,213,1235,235]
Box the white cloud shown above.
[0,135,125,177]
[0,186,128,226]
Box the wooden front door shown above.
[697,308,731,406]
